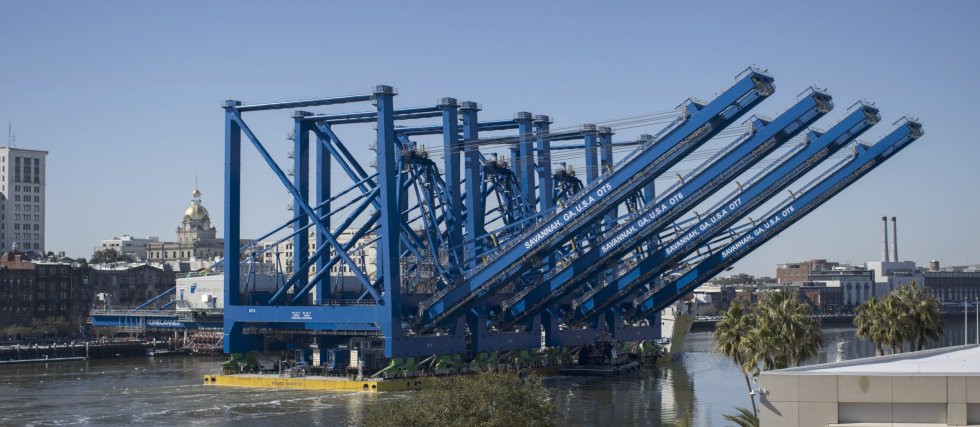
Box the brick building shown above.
[776,259,840,284]
[0,252,175,332]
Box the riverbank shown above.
[0,340,189,364]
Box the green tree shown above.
[748,289,822,370]
[854,297,887,356]
[364,371,562,427]
[714,301,758,415]
[897,283,944,351]
[90,248,131,264]
[714,289,821,418]
[855,282,943,354]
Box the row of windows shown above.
[151,250,221,259]
[3,232,42,242]
[13,224,40,231]
[12,185,41,193]
[13,157,41,184]
[13,214,40,221]
[13,195,41,202]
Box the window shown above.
[34,196,38,202]
[33,215,38,221]
[14,185,19,192]
[13,195,18,201]
[14,224,19,230]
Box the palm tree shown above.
[854,297,886,356]
[880,294,909,353]
[714,290,822,416]
[723,407,760,427]
[854,282,944,355]
[714,301,758,415]
[896,283,944,351]
[750,289,822,370]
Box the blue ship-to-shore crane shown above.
[496,89,833,330]
[628,118,923,320]
[218,67,922,364]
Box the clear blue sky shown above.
[1,1,977,276]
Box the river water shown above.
[1,318,975,426]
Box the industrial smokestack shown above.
[881,216,890,262]
[891,217,899,262]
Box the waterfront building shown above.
[924,271,980,305]
[777,259,841,284]
[807,268,876,309]
[797,285,844,313]
[0,147,47,254]
[866,259,922,295]
[0,249,177,330]
[175,271,279,310]
[88,263,175,309]
[692,284,735,315]
[94,235,160,261]
[0,251,88,327]
[760,344,980,426]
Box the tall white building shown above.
[0,147,47,253]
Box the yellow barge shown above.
[204,374,433,392]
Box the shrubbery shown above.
[364,371,562,427]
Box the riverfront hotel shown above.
[760,345,980,426]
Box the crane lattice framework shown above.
[221,67,923,360]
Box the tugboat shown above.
[559,340,639,376]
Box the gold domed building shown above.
[146,186,225,266]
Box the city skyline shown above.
[1,1,978,275]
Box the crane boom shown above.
[417,69,775,327]
[500,89,835,326]
[630,118,923,319]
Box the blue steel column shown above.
[315,121,331,304]
[515,112,535,211]
[375,85,402,355]
[440,98,464,274]
[534,115,553,212]
[582,124,598,183]
[292,111,311,303]
[638,134,655,203]
[222,100,242,352]
[598,126,616,228]
[461,101,484,268]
